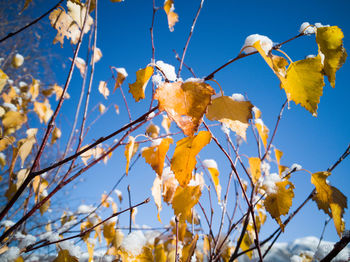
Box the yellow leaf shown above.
[172,185,201,223]
[145,124,160,138]
[74,57,86,77]
[311,171,347,237]
[53,84,70,101]
[53,249,79,262]
[128,66,154,102]
[241,232,253,259]
[98,103,106,114]
[316,26,347,88]
[142,138,173,177]
[154,244,167,262]
[253,41,325,115]
[249,157,261,184]
[29,78,40,101]
[98,81,110,99]
[34,99,53,124]
[151,176,163,222]
[171,131,211,186]
[18,129,37,168]
[0,136,15,152]
[163,0,178,32]
[39,195,50,215]
[14,257,24,262]
[49,7,81,46]
[162,171,178,203]
[51,127,62,144]
[155,81,215,136]
[32,176,48,202]
[0,69,8,93]
[206,95,253,140]
[161,115,171,134]
[12,53,24,68]
[255,119,269,149]
[264,180,294,230]
[114,68,128,91]
[2,86,17,104]
[5,183,17,201]
[182,234,199,262]
[93,47,102,63]
[103,222,116,246]
[274,148,284,176]
[86,240,94,262]
[20,0,32,13]
[67,0,93,31]
[203,159,221,203]
[2,111,27,134]
[124,136,139,175]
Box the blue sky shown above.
[32,0,350,245]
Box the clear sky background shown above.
[17,0,350,245]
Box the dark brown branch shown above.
[320,232,350,262]
[0,0,64,43]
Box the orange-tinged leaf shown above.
[114,68,128,91]
[98,81,109,99]
[164,0,178,32]
[181,234,199,262]
[311,171,347,237]
[206,95,253,140]
[142,138,173,177]
[129,66,154,102]
[249,157,261,184]
[124,136,138,175]
[151,176,163,222]
[171,131,211,186]
[155,81,215,136]
[274,148,284,176]
[172,185,201,223]
[34,99,53,124]
[316,26,347,88]
[98,103,106,114]
[255,119,269,149]
[264,180,294,230]
[53,249,78,262]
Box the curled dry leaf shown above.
[128,66,154,102]
[124,136,139,175]
[34,99,53,124]
[155,81,215,136]
[206,95,253,140]
[163,0,179,32]
[98,81,110,99]
[114,68,128,91]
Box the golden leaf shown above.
[18,128,37,168]
[241,232,253,259]
[181,234,199,262]
[2,87,17,104]
[163,0,178,32]
[311,171,347,237]
[145,124,160,138]
[316,26,347,88]
[34,99,53,124]
[206,95,253,140]
[253,41,325,115]
[39,195,50,215]
[124,136,139,175]
[32,176,48,202]
[155,81,215,136]
[154,244,167,262]
[162,171,178,203]
[255,119,269,149]
[161,115,171,134]
[142,138,173,177]
[113,68,128,91]
[12,53,24,68]
[53,84,70,101]
[98,103,106,114]
[171,131,211,186]
[0,69,8,93]
[67,0,93,32]
[151,176,163,222]
[128,66,154,102]
[172,185,201,223]
[29,78,40,101]
[2,111,27,134]
[103,221,116,246]
[274,148,284,176]
[249,157,261,184]
[49,7,81,46]
[51,127,62,144]
[98,81,110,99]
[74,57,86,77]
[53,249,79,262]
[264,180,294,230]
[203,159,221,203]
[0,136,15,152]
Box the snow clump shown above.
[156,61,177,82]
[120,230,147,256]
[262,173,281,194]
[299,22,316,35]
[242,34,273,55]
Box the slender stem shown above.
[173,49,197,78]
[0,0,64,43]
[177,0,204,77]
[175,216,179,262]
[24,198,150,252]
[127,185,132,234]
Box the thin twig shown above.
[320,232,350,262]
[0,0,64,43]
[127,185,132,234]
[173,49,197,78]
[177,0,204,77]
